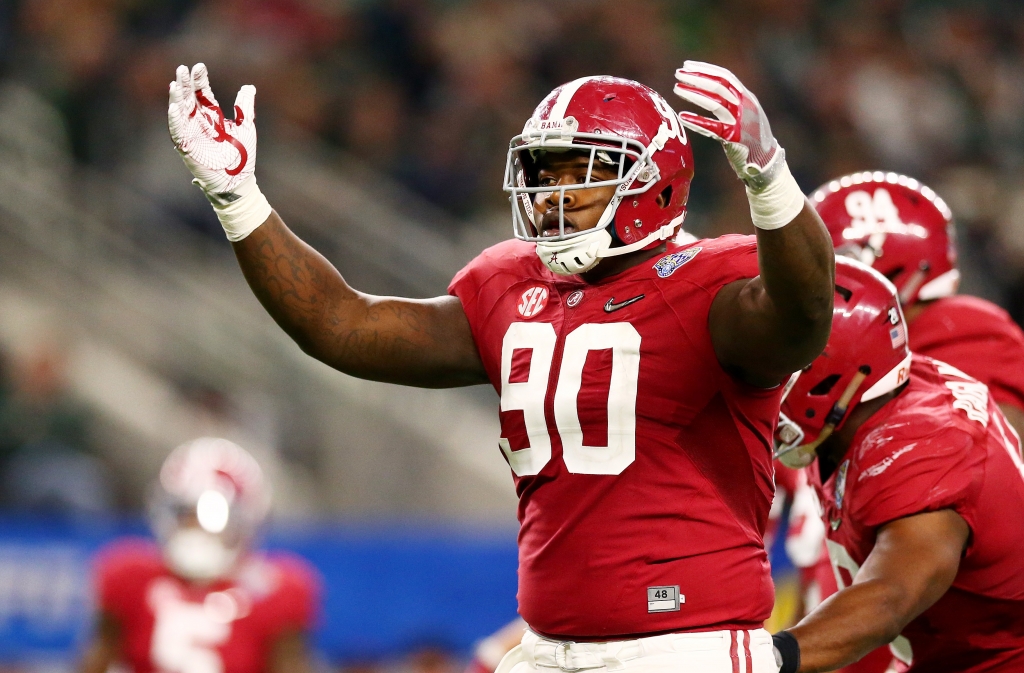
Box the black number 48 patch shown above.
[647,585,683,613]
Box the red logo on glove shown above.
[195,90,248,176]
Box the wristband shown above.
[772,631,800,673]
[200,174,273,242]
[745,153,805,230]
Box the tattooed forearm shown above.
[232,211,486,388]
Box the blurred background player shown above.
[813,172,1024,438]
[772,258,1024,673]
[464,619,526,673]
[79,437,320,673]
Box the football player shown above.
[812,172,1024,439]
[80,438,320,673]
[772,258,1024,673]
[168,61,835,670]
[809,172,1024,673]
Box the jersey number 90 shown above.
[498,322,641,476]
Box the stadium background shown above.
[0,0,1020,670]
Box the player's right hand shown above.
[168,63,258,200]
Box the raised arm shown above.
[710,203,834,386]
[783,509,968,673]
[168,63,485,388]
[234,212,484,386]
[673,62,834,387]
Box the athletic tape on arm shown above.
[203,175,273,242]
[745,158,805,230]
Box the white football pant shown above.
[498,628,779,673]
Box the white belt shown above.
[522,629,769,672]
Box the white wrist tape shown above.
[202,175,273,242]
[745,159,805,230]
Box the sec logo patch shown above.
[518,286,549,318]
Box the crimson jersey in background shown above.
[449,235,782,639]
[909,295,1024,411]
[96,539,319,673]
[808,356,1024,673]
[815,294,1024,673]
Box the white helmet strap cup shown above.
[164,527,241,582]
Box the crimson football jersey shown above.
[448,236,782,638]
[95,539,319,673]
[909,295,1024,411]
[808,356,1024,672]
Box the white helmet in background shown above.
[149,438,271,582]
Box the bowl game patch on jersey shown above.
[653,247,701,278]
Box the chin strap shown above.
[596,214,685,258]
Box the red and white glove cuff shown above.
[202,175,272,242]
[745,156,805,230]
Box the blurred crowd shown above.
[0,0,1022,306]
[3,0,1024,504]
[0,342,114,514]
[4,0,1024,304]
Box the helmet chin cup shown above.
[775,422,835,469]
[917,268,961,301]
[536,228,612,275]
[164,528,239,582]
[536,219,681,276]
[776,443,818,469]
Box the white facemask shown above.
[163,528,239,582]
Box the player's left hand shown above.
[168,63,258,199]
[672,61,781,189]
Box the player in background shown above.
[79,438,320,673]
[812,172,1024,438]
[805,171,1024,673]
[770,258,1024,673]
[168,60,834,671]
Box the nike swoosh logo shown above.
[604,294,645,312]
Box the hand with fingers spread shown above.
[673,61,782,190]
[168,63,270,241]
[672,60,805,231]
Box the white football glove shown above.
[672,60,804,229]
[673,61,782,189]
[168,63,271,241]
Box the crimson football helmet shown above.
[149,437,271,581]
[775,257,912,468]
[504,76,694,275]
[811,171,958,306]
